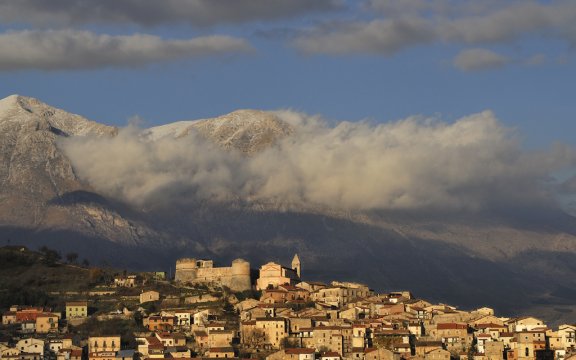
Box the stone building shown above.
[174,258,251,292]
[256,255,301,291]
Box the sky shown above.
[0,0,575,149]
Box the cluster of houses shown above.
[1,255,575,360]
[237,283,576,360]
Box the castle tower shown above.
[292,254,301,278]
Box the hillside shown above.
[0,246,94,311]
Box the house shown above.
[2,312,16,325]
[89,336,121,353]
[46,337,74,354]
[425,348,451,360]
[36,313,59,333]
[284,348,316,360]
[144,315,177,331]
[312,326,347,355]
[278,285,311,302]
[136,335,163,357]
[267,349,317,360]
[140,291,160,304]
[116,349,135,360]
[21,320,36,333]
[155,332,186,347]
[433,323,469,349]
[114,275,138,287]
[558,324,576,350]
[364,348,395,360]
[393,343,411,354]
[208,330,235,348]
[320,352,341,360]
[89,351,117,360]
[1,346,21,360]
[174,310,193,328]
[193,330,209,349]
[66,302,88,319]
[484,341,505,360]
[255,318,289,349]
[165,346,190,358]
[261,289,290,304]
[476,334,493,354]
[508,317,546,332]
[339,306,370,321]
[57,348,83,360]
[297,281,328,292]
[516,329,547,360]
[193,309,212,327]
[415,341,444,356]
[348,348,365,360]
[206,347,235,358]
[16,338,45,357]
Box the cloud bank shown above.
[294,0,576,63]
[0,30,251,71]
[60,111,576,212]
[0,0,340,27]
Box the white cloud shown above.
[294,1,576,57]
[0,0,341,27]
[293,18,434,55]
[0,30,252,71]
[453,48,509,71]
[60,110,576,211]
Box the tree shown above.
[82,259,90,267]
[89,268,104,284]
[66,252,79,264]
[242,328,267,349]
[39,246,61,266]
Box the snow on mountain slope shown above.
[0,95,116,137]
[142,120,200,141]
[145,109,292,153]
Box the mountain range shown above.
[1,94,575,325]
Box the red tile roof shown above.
[285,348,316,354]
[437,323,467,330]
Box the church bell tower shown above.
[292,254,301,278]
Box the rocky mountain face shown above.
[0,95,158,247]
[1,95,576,324]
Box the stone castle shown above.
[174,258,251,292]
[175,255,302,292]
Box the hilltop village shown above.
[0,248,575,360]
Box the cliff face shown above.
[0,95,158,245]
[1,94,576,323]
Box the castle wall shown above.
[175,258,251,292]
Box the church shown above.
[256,254,301,290]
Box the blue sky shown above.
[0,0,574,148]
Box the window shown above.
[525,348,529,357]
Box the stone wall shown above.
[174,258,251,291]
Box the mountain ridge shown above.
[0,95,575,324]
